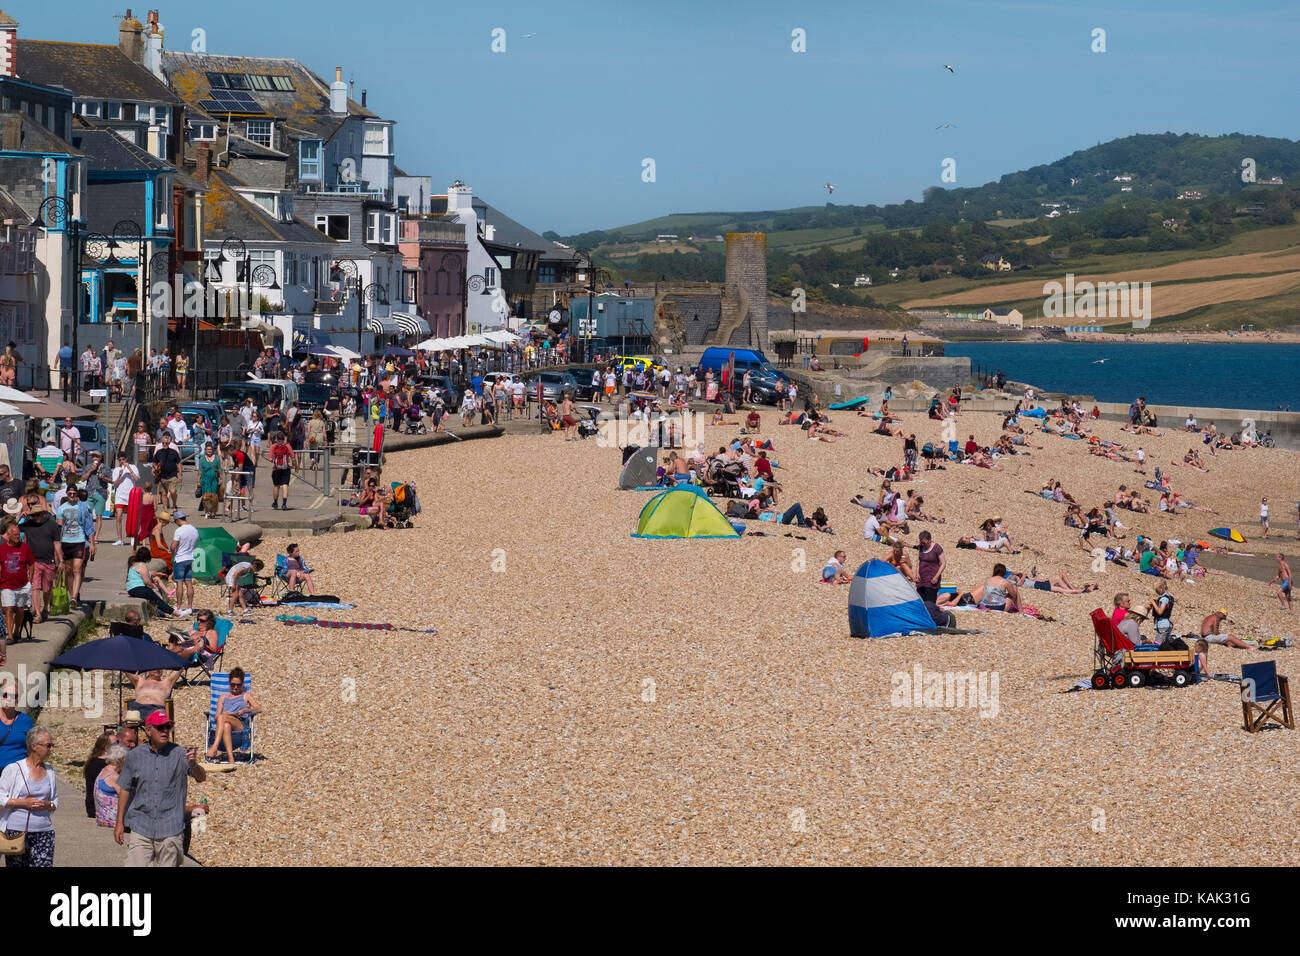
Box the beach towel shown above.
[275,614,437,633]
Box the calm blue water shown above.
[947,343,1300,411]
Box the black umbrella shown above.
[52,634,191,716]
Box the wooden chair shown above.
[1241,661,1294,733]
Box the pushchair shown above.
[386,481,421,528]
[707,459,746,498]
[403,404,427,435]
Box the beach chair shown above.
[1241,661,1293,733]
[109,620,148,640]
[204,672,256,764]
[270,554,291,601]
[176,617,233,685]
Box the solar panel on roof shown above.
[197,100,223,113]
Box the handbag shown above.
[51,568,70,615]
[0,763,33,856]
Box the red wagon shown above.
[1090,608,1197,690]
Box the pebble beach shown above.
[166,405,1299,866]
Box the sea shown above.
[946,343,1300,412]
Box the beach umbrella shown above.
[1208,527,1246,544]
[52,635,192,714]
[192,527,239,583]
[382,346,415,358]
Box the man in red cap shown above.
[114,710,206,866]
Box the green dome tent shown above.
[632,488,740,539]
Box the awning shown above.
[391,311,431,337]
[366,315,400,335]
[484,329,520,345]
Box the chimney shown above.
[118,8,144,63]
[147,124,161,157]
[1,113,22,150]
[0,10,18,80]
[195,143,211,185]
[142,9,164,79]
[361,90,366,108]
[447,180,472,214]
[329,66,347,114]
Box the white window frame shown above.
[245,119,272,148]
[248,249,276,285]
[298,139,322,180]
[363,123,389,156]
[107,102,122,120]
[190,122,217,142]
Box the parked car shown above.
[304,370,340,388]
[419,375,461,407]
[177,401,226,449]
[614,355,665,376]
[296,382,333,414]
[68,420,113,468]
[522,371,584,401]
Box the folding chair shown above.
[176,617,233,686]
[204,672,255,764]
[109,621,148,639]
[269,554,291,602]
[1241,661,1293,733]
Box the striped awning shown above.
[391,311,431,336]
[366,315,399,335]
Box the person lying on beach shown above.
[970,563,1019,612]
[873,419,904,438]
[807,421,837,442]
[1090,445,1133,463]
[1006,569,1097,594]
[957,536,1017,554]
[968,450,1004,471]
[710,408,739,426]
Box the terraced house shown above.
[159,50,405,351]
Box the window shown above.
[45,108,56,132]
[403,270,418,304]
[298,139,322,180]
[154,107,170,132]
[286,254,297,286]
[107,102,121,120]
[33,104,42,124]
[271,75,295,92]
[122,103,136,121]
[189,122,216,141]
[80,101,101,117]
[366,212,393,244]
[225,73,249,90]
[154,176,170,226]
[247,74,273,91]
[539,264,557,284]
[250,192,276,216]
[245,119,272,148]
[0,97,8,110]
[363,123,388,155]
[206,72,229,89]
[316,215,349,241]
[249,250,276,284]
[184,201,197,249]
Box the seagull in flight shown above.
[824,183,835,195]
[522,33,536,38]
[1092,358,1108,364]
[935,123,956,129]
[944,64,955,73]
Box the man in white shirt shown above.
[591,370,602,403]
[239,398,255,428]
[822,550,851,584]
[225,557,264,613]
[169,510,199,614]
[110,453,138,545]
[166,413,191,446]
[864,510,884,542]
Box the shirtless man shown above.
[1266,554,1293,612]
[1006,569,1097,594]
[559,394,580,441]
[1200,609,1252,652]
[124,668,182,721]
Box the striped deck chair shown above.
[204,671,256,764]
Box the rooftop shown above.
[16,39,183,105]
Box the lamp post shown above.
[218,238,255,367]
[363,282,389,353]
[331,258,360,354]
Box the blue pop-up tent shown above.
[848,559,941,638]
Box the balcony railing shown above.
[297,182,388,201]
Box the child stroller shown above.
[707,459,746,498]
[386,481,421,528]
[575,406,601,439]
[404,404,427,435]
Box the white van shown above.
[247,377,300,414]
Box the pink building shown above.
[398,217,466,338]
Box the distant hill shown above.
[558,133,1300,330]
[561,133,1300,247]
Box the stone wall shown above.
[717,233,767,349]
[663,292,722,346]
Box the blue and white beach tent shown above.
[848,559,937,638]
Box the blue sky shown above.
[17,0,1300,234]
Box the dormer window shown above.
[245,120,272,148]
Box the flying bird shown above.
[522,33,536,38]
[935,123,956,129]
[1092,359,1108,364]
[944,64,955,73]
[824,183,835,195]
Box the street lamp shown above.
[331,258,360,353]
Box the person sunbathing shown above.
[874,420,904,438]
[205,667,261,765]
[711,407,739,426]
[969,450,1004,471]
[1177,449,1209,471]
[807,421,837,442]
[957,536,1017,554]
[885,540,916,583]
[1006,569,1096,594]
[903,492,944,524]
[124,669,182,721]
